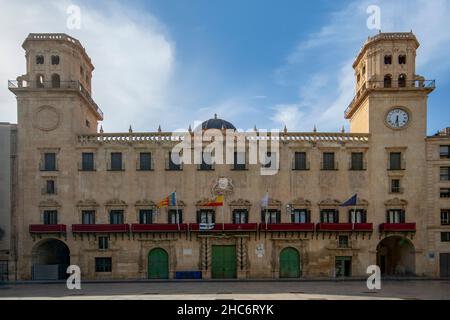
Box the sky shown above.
[0,0,449,134]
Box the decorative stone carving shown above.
[229,199,251,208]
[291,197,312,207]
[76,199,99,207]
[384,198,408,207]
[105,199,127,207]
[212,177,234,196]
[318,199,341,207]
[135,199,156,207]
[39,199,61,208]
[34,106,60,131]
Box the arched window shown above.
[384,75,392,88]
[36,74,44,88]
[51,55,60,65]
[51,74,60,88]
[384,55,392,65]
[398,74,407,87]
[36,55,44,65]
[398,55,407,65]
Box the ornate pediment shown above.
[135,199,156,207]
[39,199,61,208]
[76,199,99,207]
[229,199,252,207]
[105,199,127,207]
[267,198,282,207]
[291,197,312,207]
[196,198,213,207]
[384,198,408,207]
[357,198,369,206]
[318,199,341,207]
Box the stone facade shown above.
[5,32,450,280]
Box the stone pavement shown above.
[0,280,449,300]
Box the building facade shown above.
[6,32,450,280]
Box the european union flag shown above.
[341,194,357,207]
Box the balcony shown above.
[189,223,258,232]
[259,223,315,232]
[72,224,130,233]
[379,223,416,232]
[345,79,435,119]
[353,223,373,232]
[29,224,66,234]
[316,223,353,232]
[131,223,188,232]
[8,80,103,120]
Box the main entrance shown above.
[211,245,237,279]
[148,248,169,279]
[440,253,450,278]
[279,247,300,278]
[31,239,70,280]
[376,236,415,276]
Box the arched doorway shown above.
[31,239,70,280]
[51,74,60,88]
[279,247,300,278]
[376,236,415,276]
[148,248,169,279]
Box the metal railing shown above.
[346,79,435,118]
[8,80,103,119]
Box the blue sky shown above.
[0,0,449,134]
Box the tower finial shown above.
[100,125,104,134]
[158,125,162,133]
[341,125,345,133]
[313,125,317,133]
[283,125,287,134]
[254,125,257,132]
[129,125,133,133]
[214,113,218,119]
[188,124,192,133]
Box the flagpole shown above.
[222,194,225,231]
[175,190,180,232]
[265,190,269,231]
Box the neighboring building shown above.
[6,32,449,280]
[0,122,17,281]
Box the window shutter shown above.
[212,211,215,223]
[386,210,390,223]
[244,211,248,224]
[277,211,281,224]
[261,210,265,223]
[196,211,201,223]
[401,210,406,223]
[335,210,339,223]
[307,210,311,223]
[179,210,183,223]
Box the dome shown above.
[199,114,236,130]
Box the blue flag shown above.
[341,194,357,207]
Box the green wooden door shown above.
[279,247,300,278]
[211,245,237,279]
[148,248,169,279]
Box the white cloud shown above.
[0,0,175,132]
[271,0,450,132]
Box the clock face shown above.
[386,108,409,129]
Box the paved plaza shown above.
[0,280,449,300]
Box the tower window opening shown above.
[384,75,392,88]
[51,55,60,65]
[384,55,392,65]
[36,74,44,88]
[398,74,407,87]
[36,55,44,65]
[51,74,60,88]
[398,55,407,65]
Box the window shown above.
[384,55,392,65]
[95,257,112,272]
[197,210,215,224]
[441,232,450,242]
[168,209,183,224]
[36,55,44,65]
[82,210,95,224]
[42,153,56,171]
[338,236,349,248]
[139,209,153,224]
[441,167,450,181]
[441,188,450,198]
[322,152,336,170]
[139,152,152,171]
[199,152,213,170]
[85,120,90,128]
[168,152,182,171]
[441,210,450,226]
[390,179,402,194]
[349,209,367,223]
[440,146,450,159]
[81,152,94,171]
[233,152,246,170]
[321,209,339,223]
[384,75,392,88]
[43,210,58,225]
[109,210,124,224]
[232,209,248,224]
[398,55,407,65]
[98,237,108,250]
[51,55,60,65]
[110,152,123,171]
[389,152,402,170]
[350,152,364,170]
[291,209,310,223]
[261,209,281,224]
[293,152,308,170]
[51,74,60,88]
[80,66,84,76]
[398,74,407,88]
[46,180,56,194]
[386,209,405,224]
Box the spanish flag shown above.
[204,195,224,207]
[157,192,177,208]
